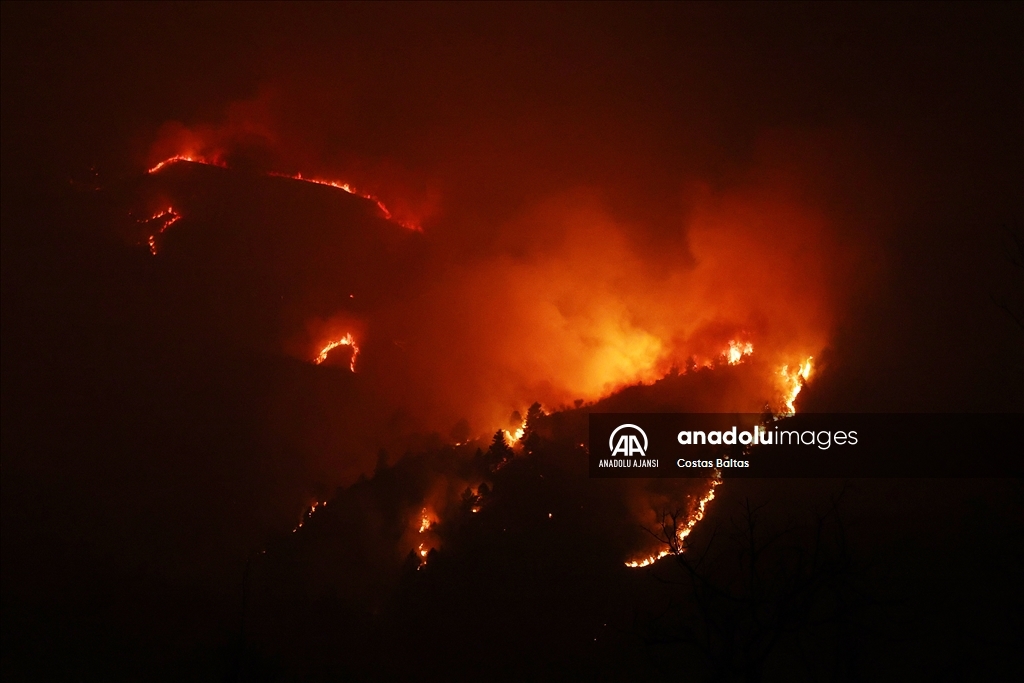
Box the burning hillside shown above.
[103,155,829,587]
[254,346,816,606]
[4,3,1021,681]
[121,157,836,454]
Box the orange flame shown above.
[625,473,722,568]
[270,172,421,232]
[625,353,816,568]
[418,509,432,533]
[503,414,528,447]
[139,206,181,255]
[725,340,754,365]
[780,356,813,415]
[416,507,436,568]
[147,154,223,174]
[145,155,420,231]
[313,334,359,371]
[292,500,327,533]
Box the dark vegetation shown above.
[2,169,1022,681]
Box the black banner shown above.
[588,413,1022,478]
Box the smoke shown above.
[139,103,875,467]
[370,180,854,433]
[125,8,908,491]
[6,8,1021,676]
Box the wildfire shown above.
[270,172,421,232]
[780,356,813,415]
[145,155,420,231]
[503,415,528,447]
[416,507,436,568]
[147,154,223,174]
[418,509,432,533]
[625,473,722,568]
[138,206,181,255]
[726,340,754,365]
[623,354,814,567]
[313,334,359,371]
[292,500,327,533]
[622,354,813,566]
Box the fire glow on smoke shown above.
[137,145,830,571]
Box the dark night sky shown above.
[2,2,1022,680]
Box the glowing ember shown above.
[780,356,813,415]
[292,500,327,533]
[313,334,359,371]
[625,549,671,569]
[416,508,436,568]
[139,206,181,255]
[624,354,815,566]
[726,340,754,365]
[625,473,722,568]
[625,354,815,567]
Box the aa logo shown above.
[609,424,648,457]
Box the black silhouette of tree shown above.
[525,402,545,434]
[486,430,513,470]
[643,491,873,681]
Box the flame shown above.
[270,172,421,232]
[416,507,436,568]
[418,509,432,533]
[146,155,420,231]
[625,353,816,568]
[780,356,813,415]
[725,340,754,365]
[503,415,528,447]
[313,334,359,371]
[625,473,722,568]
[292,500,327,533]
[147,154,226,174]
[138,206,181,255]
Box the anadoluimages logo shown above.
[592,413,1019,478]
[609,424,648,457]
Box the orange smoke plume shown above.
[368,184,849,435]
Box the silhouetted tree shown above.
[525,402,545,434]
[486,430,513,470]
[643,491,872,682]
